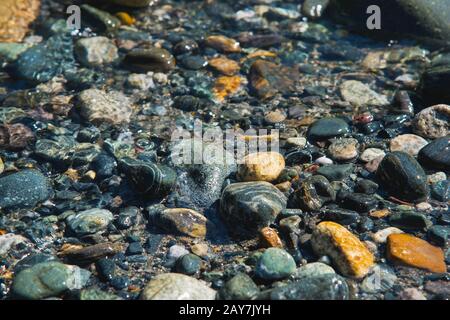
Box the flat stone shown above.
[376,151,429,202]
[77,89,133,125]
[292,262,336,280]
[124,47,176,73]
[340,80,389,107]
[316,164,354,181]
[387,233,446,273]
[389,211,431,231]
[259,227,283,248]
[237,152,285,182]
[140,273,216,300]
[413,104,450,139]
[328,138,359,161]
[311,221,375,278]
[390,134,428,157]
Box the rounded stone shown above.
[418,136,450,171]
[255,248,296,280]
[360,148,385,163]
[376,151,429,202]
[140,273,216,300]
[307,118,350,142]
[237,152,285,182]
[390,134,428,157]
[155,208,209,238]
[66,209,114,236]
[328,138,359,161]
[219,273,259,300]
[311,221,375,279]
[387,233,446,273]
[175,254,202,275]
[372,227,404,244]
[413,104,450,139]
[208,57,240,75]
[340,80,389,107]
[75,36,118,67]
[205,35,241,53]
[124,47,176,73]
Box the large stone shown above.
[0,0,40,43]
[311,221,375,279]
[387,233,446,273]
[0,170,52,210]
[220,181,287,238]
[390,134,428,157]
[77,89,133,125]
[140,273,216,300]
[376,152,429,202]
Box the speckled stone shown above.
[255,248,296,280]
[340,80,389,107]
[390,134,428,157]
[413,104,450,139]
[237,152,285,182]
[328,138,359,161]
[0,0,40,43]
[311,221,375,279]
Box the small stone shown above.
[96,259,116,282]
[126,242,144,256]
[127,73,155,90]
[307,118,350,142]
[167,245,189,261]
[416,202,432,211]
[431,180,450,202]
[413,105,450,139]
[81,4,121,33]
[355,179,379,194]
[208,57,240,75]
[360,148,385,163]
[311,221,375,279]
[0,123,35,150]
[0,0,40,43]
[0,234,28,255]
[372,227,405,244]
[259,227,283,248]
[255,248,296,280]
[387,233,446,273]
[365,155,384,173]
[390,134,428,157]
[66,209,114,237]
[376,152,429,202]
[328,138,359,161]
[75,37,118,67]
[418,136,450,171]
[237,152,285,182]
[212,75,242,102]
[389,211,431,231]
[110,0,153,7]
[428,225,450,246]
[249,60,299,99]
[269,273,349,300]
[61,242,122,265]
[361,264,397,293]
[315,156,333,165]
[219,273,259,300]
[11,261,91,300]
[398,288,427,300]
[190,243,208,257]
[0,170,52,210]
[175,254,202,275]
[286,137,307,148]
[427,172,447,184]
[180,55,207,70]
[316,164,354,181]
[293,262,336,279]
[220,181,287,238]
[340,80,389,107]
[124,47,176,73]
[77,89,133,125]
[369,209,390,219]
[140,273,216,300]
[294,175,335,211]
[155,208,209,238]
[341,193,378,213]
[205,35,241,53]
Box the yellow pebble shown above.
[116,12,136,26]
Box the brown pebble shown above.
[259,227,283,248]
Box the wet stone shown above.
[311,221,375,279]
[0,170,52,210]
[66,209,113,237]
[237,152,285,183]
[204,35,241,53]
[155,208,209,238]
[389,211,431,231]
[74,37,119,67]
[294,175,336,211]
[387,233,446,273]
[340,80,389,107]
[219,273,259,300]
[360,148,385,163]
[361,264,397,293]
[431,180,449,202]
[220,181,287,238]
[428,226,450,247]
[418,136,450,171]
[77,89,132,125]
[307,118,350,143]
[208,57,240,75]
[341,193,378,213]
[124,47,176,73]
[140,273,216,300]
[11,261,90,300]
[390,134,428,157]
[175,254,202,275]
[316,164,354,181]
[413,105,450,139]
[355,179,379,194]
[269,273,349,300]
[81,5,121,33]
[302,0,330,19]
[255,248,296,281]
[110,0,153,7]
[376,152,429,202]
[328,138,359,162]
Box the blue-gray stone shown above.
[255,248,296,280]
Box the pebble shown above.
[74,37,118,67]
[0,234,27,255]
[81,4,121,33]
[398,288,427,300]
[355,179,379,194]
[212,75,242,102]
[341,193,378,213]
[208,57,240,75]
[311,221,375,278]
[361,264,397,293]
[376,151,429,202]
[315,156,333,165]
[219,273,259,300]
[205,35,241,53]
[155,208,209,238]
[0,0,40,43]
[249,60,298,99]
[0,170,52,210]
[175,254,202,275]
[190,243,208,257]
[431,180,450,202]
[127,73,155,90]
[428,225,450,246]
[413,104,450,139]
[427,172,447,184]
[0,123,35,150]
[340,80,389,107]
[11,261,91,300]
[293,262,336,279]
[286,137,307,148]
[255,248,296,280]
[307,118,350,142]
[294,175,335,210]
[259,227,283,248]
[110,0,153,7]
[61,242,122,265]
[360,148,385,163]
[270,273,349,300]
[418,136,450,171]
[220,181,287,238]
[140,273,216,300]
[167,245,189,261]
[387,233,446,273]
[237,151,285,182]
[328,138,359,161]
[389,211,431,231]
[124,47,176,73]
[77,89,133,125]
[390,134,428,157]
[369,209,391,220]
[316,164,354,181]
[66,209,114,237]
[96,258,116,282]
